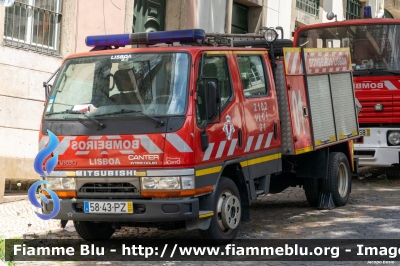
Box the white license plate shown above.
[84,201,133,214]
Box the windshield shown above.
[45,52,190,119]
[296,24,400,74]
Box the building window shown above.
[296,0,319,17]
[4,0,62,55]
[231,2,248,34]
[346,0,362,19]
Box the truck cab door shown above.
[234,53,281,186]
[194,53,245,166]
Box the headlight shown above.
[141,176,195,190]
[45,177,75,190]
[388,131,400,145]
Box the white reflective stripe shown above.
[322,68,326,72]
[202,143,214,161]
[227,139,238,156]
[264,132,273,148]
[384,81,397,90]
[101,151,108,154]
[88,136,102,140]
[106,135,121,139]
[291,53,299,75]
[254,134,264,151]
[76,151,89,155]
[245,136,254,153]
[39,136,49,150]
[166,133,193,152]
[120,150,135,154]
[54,136,76,155]
[135,135,163,153]
[215,141,226,158]
[329,68,333,72]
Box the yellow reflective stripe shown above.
[66,171,76,177]
[295,146,314,155]
[303,47,351,53]
[241,153,281,167]
[195,166,222,177]
[199,211,214,219]
[232,51,268,55]
[205,51,232,55]
[283,47,301,53]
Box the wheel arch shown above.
[198,159,251,222]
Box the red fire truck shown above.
[39,29,358,242]
[293,17,400,167]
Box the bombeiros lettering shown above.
[71,140,139,150]
[355,82,384,89]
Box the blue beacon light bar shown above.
[85,29,206,47]
[363,6,372,18]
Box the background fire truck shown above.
[293,10,400,167]
[39,28,359,243]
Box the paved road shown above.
[1,165,400,265]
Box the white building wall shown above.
[197,0,227,33]
[266,0,292,39]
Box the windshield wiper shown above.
[93,109,165,126]
[45,110,106,130]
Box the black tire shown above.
[74,221,115,240]
[303,178,321,207]
[324,152,352,206]
[199,177,241,244]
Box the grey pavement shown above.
[1,166,400,265]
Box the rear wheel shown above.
[324,152,352,206]
[74,221,115,240]
[199,177,241,244]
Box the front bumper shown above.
[355,128,400,167]
[42,197,199,222]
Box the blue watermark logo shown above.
[28,130,61,220]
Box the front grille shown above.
[79,182,139,194]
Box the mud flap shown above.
[317,192,335,210]
[185,217,212,230]
[60,220,69,228]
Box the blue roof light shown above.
[364,6,372,18]
[85,29,206,47]
[85,34,131,47]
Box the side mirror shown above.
[206,80,220,121]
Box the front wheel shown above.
[199,177,241,244]
[324,152,352,206]
[74,221,115,240]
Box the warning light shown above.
[364,6,372,18]
[85,29,206,47]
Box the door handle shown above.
[238,129,242,148]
